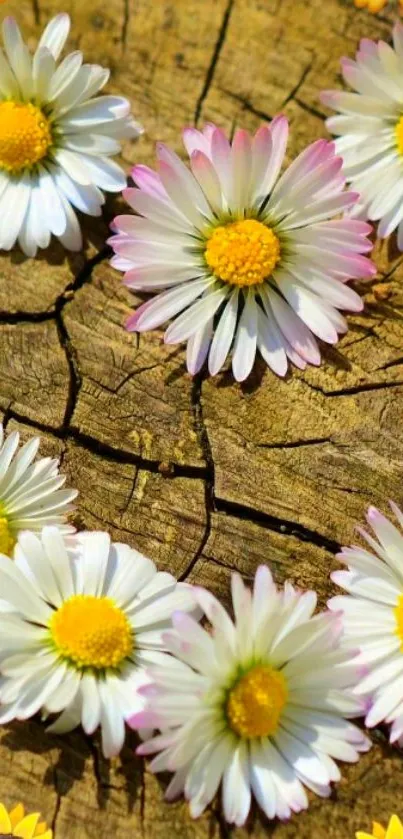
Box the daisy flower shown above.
[129,566,369,825]
[109,119,374,383]
[0,527,198,758]
[357,814,403,839]
[0,423,76,556]
[0,14,141,257]
[322,24,403,250]
[0,801,52,839]
[329,503,403,747]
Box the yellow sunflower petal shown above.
[14,813,40,839]
[0,803,12,833]
[34,822,47,836]
[37,831,52,839]
[386,815,403,839]
[9,804,25,830]
[373,823,387,839]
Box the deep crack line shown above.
[215,497,340,555]
[32,0,40,24]
[1,403,211,480]
[194,0,235,125]
[0,245,110,323]
[55,311,82,433]
[121,0,130,50]
[179,373,215,581]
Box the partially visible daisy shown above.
[109,119,374,382]
[357,814,403,839]
[322,24,403,250]
[0,801,52,839]
[329,503,403,746]
[354,0,402,13]
[129,566,369,825]
[0,423,76,556]
[0,14,141,256]
[0,527,197,758]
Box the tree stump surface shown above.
[0,0,403,836]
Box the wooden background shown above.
[0,0,403,835]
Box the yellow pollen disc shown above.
[226,665,288,739]
[0,101,52,174]
[205,219,281,287]
[396,116,403,157]
[0,517,16,557]
[50,595,133,670]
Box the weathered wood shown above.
[0,0,403,836]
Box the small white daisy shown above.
[129,566,369,825]
[0,14,141,256]
[0,423,76,556]
[322,24,403,250]
[330,503,403,747]
[0,527,197,758]
[109,119,375,382]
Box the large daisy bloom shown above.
[0,423,76,556]
[129,566,369,825]
[0,14,141,256]
[109,119,375,382]
[330,503,403,747]
[0,801,52,839]
[322,25,403,250]
[357,815,403,839]
[0,527,197,757]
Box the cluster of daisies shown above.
[0,14,402,381]
[0,422,403,828]
[1,6,403,833]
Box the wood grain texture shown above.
[0,0,402,836]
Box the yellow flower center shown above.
[226,664,288,739]
[205,219,281,287]
[0,517,16,557]
[50,595,133,670]
[396,116,403,157]
[0,101,52,173]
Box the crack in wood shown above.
[31,0,40,24]
[294,97,328,121]
[280,57,314,108]
[55,310,82,432]
[302,377,403,398]
[121,0,131,49]
[217,86,273,122]
[257,436,332,450]
[214,498,341,554]
[178,373,214,581]
[194,0,235,125]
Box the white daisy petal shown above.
[38,13,71,61]
[208,288,239,376]
[232,289,258,382]
[131,566,367,825]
